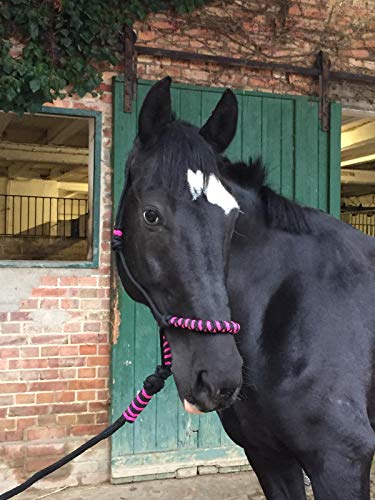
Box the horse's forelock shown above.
[131,120,219,196]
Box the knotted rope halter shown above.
[0,180,240,500]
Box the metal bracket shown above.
[317,50,331,132]
[122,26,137,113]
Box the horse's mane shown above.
[219,158,315,235]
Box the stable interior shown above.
[0,112,93,261]
[341,110,375,237]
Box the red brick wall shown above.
[0,76,114,490]
[0,275,111,482]
[133,0,375,107]
[1,0,374,493]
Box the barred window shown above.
[0,109,100,265]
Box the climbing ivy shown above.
[0,0,210,113]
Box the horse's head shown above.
[120,77,243,413]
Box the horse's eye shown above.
[143,209,160,225]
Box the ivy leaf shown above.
[61,37,72,47]
[29,78,41,93]
[5,87,17,102]
[29,21,39,39]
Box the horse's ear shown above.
[199,89,238,153]
[138,76,172,145]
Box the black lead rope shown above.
[0,418,126,500]
[0,349,172,500]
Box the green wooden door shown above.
[111,78,341,482]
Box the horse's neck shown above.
[227,189,299,338]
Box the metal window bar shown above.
[0,194,88,238]
[341,209,375,237]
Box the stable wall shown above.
[0,0,374,493]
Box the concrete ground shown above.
[16,467,375,500]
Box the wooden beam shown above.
[63,191,83,199]
[47,120,86,145]
[49,166,87,181]
[341,153,375,167]
[0,141,88,165]
[341,169,375,185]
[58,181,88,193]
[341,120,375,150]
[341,117,372,133]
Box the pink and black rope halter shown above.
[112,225,240,423]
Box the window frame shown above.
[0,106,102,269]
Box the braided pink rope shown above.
[123,335,172,423]
[167,316,240,334]
[161,335,172,366]
[123,388,153,422]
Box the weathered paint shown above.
[111,79,342,481]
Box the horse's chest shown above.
[221,393,291,453]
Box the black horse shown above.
[118,77,375,499]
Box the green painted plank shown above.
[180,88,202,126]
[133,303,158,453]
[111,80,138,457]
[198,412,222,449]
[112,296,136,456]
[177,407,199,450]
[261,98,282,193]
[171,87,181,118]
[280,99,294,200]
[318,121,329,212]
[242,95,262,163]
[329,102,342,218]
[295,100,319,208]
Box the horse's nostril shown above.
[193,371,239,410]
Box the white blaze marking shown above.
[187,169,204,200]
[205,174,239,215]
[187,169,239,215]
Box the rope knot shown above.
[111,233,123,252]
[143,365,172,395]
[112,228,124,252]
